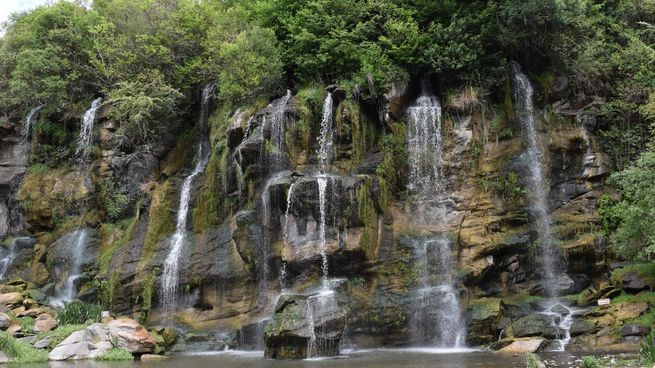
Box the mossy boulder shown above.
[465,297,505,345]
[264,292,347,359]
[504,314,559,339]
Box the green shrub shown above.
[0,331,49,363]
[524,352,541,368]
[641,331,655,364]
[57,301,101,325]
[95,348,133,361]
[19,316,35,334]
[581,356,599,368]
[28,164,49,175]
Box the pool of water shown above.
[34,349,600,368]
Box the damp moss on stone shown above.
[141,180,176,265]
[161,128,196,177]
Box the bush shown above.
[57,301,101,325]
[642,331,655,364]
[95,348,133,361]
[581,356,599,368]
[0,331,49,363]
[524,353,542,368]
[19,316,35,334]
[106,71,184,145]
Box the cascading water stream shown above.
[406,91,466,348]
[160,84,215,317]
[511,62,571,350]
[511,62,561,297]
[22,105,44,140]
[76,97,103,164]
[315,92,334,287]
[50,230,90,308]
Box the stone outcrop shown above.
[264,292,348,359]
[49,318,155,361]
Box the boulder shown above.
[48,324,113,360]
[34,313,58,333]
[465,297,504,345]
[140,354,168,361]
[49,319,155,360]
[620,324,651,337]
[615,271,649,292]
[569,319,597,337]
[504,314,559,339]
[0,312,10,330]
[264,292,347,359]
[106,317,157,353]
[498,338,545,353]
[0,292,22,306]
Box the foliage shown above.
[581,356,600,368]
[642,331,655,364]
[601,152,655,259]
[19,316,35,333]
[28,163,49,175]
[95,348,133,361]
[105,71,184,145]
[0,331,49,363]
[524,352,542,368]
[476,171,525,204]
[57,301,101,325]
[101,178,132,221]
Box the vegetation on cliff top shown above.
[0,0,653,272]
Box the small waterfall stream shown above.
[316,92,334,287]
[22,105,44,140]
[511,62,571,350]
[76,97,103,164]
[50,229,91,308]
[160,84,215,317]
[406,90,466,348]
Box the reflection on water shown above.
[34,350,528,368]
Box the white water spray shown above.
[76,97,103,163]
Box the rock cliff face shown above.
[0,75,645,356]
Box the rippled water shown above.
[39,350,532,368]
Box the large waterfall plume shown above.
[406,86,466,348]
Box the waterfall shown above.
[22,105,44,139]
[76,97,103,163]
[317,93,334,172]
[406,91,466,348]
[267,90,292,171]
[50,230,90,308]
[317,176,329,285]
[160,84,215,316]
[510,62,562,298]
[315,92,334,287]
[407,95,443,200]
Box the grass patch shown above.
[57,301,101,325]
[35,323,89,349]
[0,331,49,363]
[28,163,49,175]
[19,316,35,334]
[524,352,542,368]
[581,356,599,368]
[95,348,133,361]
